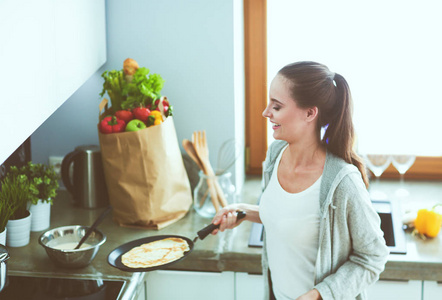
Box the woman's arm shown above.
[210,203,261,235]
[296,289,322,300]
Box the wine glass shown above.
[363,154,392,200]
[392,154,416,198]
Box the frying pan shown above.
[108,211,245,272]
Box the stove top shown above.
[0,276,124,300]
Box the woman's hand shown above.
[210,203,260,235]
[296,289,322,300]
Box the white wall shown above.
[30,0,245,190]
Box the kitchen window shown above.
[244,0,442,179]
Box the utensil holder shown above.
[193,171,236,218]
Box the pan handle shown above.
[197,211,246,240]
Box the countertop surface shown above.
[370,180,442,281]
[5,177,442,282]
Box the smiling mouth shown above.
[272,123,281,129]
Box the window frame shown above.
[243,0,442,180]
[244,0,268,175]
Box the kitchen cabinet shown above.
[423,281,442,299]
[135,281,147,300]
[142,272,426,300]
[143,271,263,300]
[367,279,422,300]
[144,270,235,300]
[235,272,264,300]
[0,0,106,164]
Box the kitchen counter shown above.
[369,180,442,281]
[5,177,442,296]
[5,176,263,299]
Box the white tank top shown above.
[260,146,321,299]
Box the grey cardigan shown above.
[261,140,389,300]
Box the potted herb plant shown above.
[0,173,34,247]
[10,162,59,231]
[0,199,14,245]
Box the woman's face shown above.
[262,74,313,143]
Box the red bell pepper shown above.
[100,116,126,134]
[162,99,172,116]
[152,98,172,117]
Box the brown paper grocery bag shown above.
[98,99,192,229]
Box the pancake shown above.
[121,237,190,268]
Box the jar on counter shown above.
[193,171,236,218]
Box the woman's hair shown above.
[278,61,369,188]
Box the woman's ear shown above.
[306,106,319,122]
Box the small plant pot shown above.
[6,211,32,247]
[0,228,6,245]
[29,199,51,232]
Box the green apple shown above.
[125,119,147,132]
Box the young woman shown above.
[211,61,389,300]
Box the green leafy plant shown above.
[99,64,165,112]
[121,67,165,110]
[9,162,59,205]
[0,194,14,232]
[0,173,33,220]
[99,69,127,112]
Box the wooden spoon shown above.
[193,131,228,207]
[183,139,212,206]
[182,139,205,172]
[191,132,222,211]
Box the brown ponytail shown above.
[278,62,369,188]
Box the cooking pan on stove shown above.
[108,211,245,272]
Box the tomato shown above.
[115,110,134,123]
[132,107,151,122]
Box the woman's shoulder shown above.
[322,152,356,183]
[264,140,287,165]
[268,140,287,154]
[323,151,366,197]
